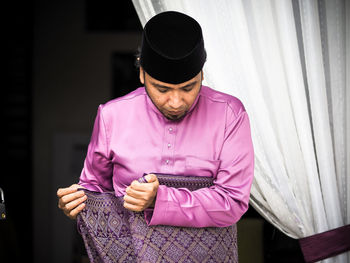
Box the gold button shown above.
[1,213,5,219]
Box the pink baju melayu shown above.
[79,85,254,228]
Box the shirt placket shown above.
[161,124,177,173]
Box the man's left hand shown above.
[123,173,159,212]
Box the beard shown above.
[164,110,188,120]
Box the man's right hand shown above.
[57,184,87,220]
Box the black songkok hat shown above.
[140,11,206,84]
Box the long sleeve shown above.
[79,105,113,192]
[144,110,254,227]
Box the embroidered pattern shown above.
[77,190,238,263]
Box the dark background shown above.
[1,1,304,262]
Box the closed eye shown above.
[158,88,168,93]
[182,87,193,92]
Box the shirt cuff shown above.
[144,185,168,225]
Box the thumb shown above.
[144,173,157,183]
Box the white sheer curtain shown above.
[132,1,349,262]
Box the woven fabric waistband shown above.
[139,173,214,191]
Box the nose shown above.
[168,91,183,109]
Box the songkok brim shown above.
[140,11,206,84]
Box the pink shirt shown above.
[79,85,254,227]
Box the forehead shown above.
[145,71,200,89]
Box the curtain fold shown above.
[299,0,343,231]
[131,1,349,262]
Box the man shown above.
[57,11,254,261]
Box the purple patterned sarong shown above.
[77,175,238,263]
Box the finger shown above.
[67,203,86,219]
[144,173,157,183]
[57,184,83,198]
[125,186,153,199]
[130,181,154,192]
[64,195,87,211]
[123,194,146,206]
[130,180,142,187]
[57,184,79,197]
[123,201,143,212]
[126,187,147,199]
[59,190,86,208]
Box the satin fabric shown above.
[79,85,254,228]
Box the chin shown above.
[167,116,180,120]
[165,112,187,120]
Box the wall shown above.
[33,1,141,262]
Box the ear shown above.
[139,67,145,85]
[201,70,204,81]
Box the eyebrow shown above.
[150,80,197,90]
